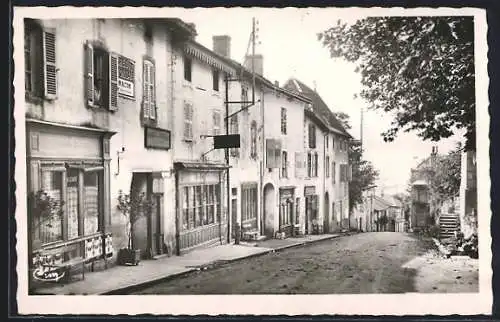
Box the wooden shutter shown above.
[143,61,150,119]
[150,63,156,120]
[184,102,193,140]
[84,42,94,107]
[348,164,353,182]
[43,29,57,99]
[108,53,118,111]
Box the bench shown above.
[242,231,259,241]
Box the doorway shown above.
[323,192,330,233]
[263,183,275,238]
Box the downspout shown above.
[259,85,265,236]
[323,132,327,233]
[225,75,231,243]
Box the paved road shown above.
[130,232,473,294]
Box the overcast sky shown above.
[166,7,462,195]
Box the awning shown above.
[174,161,231,171]
[412,179,429,186]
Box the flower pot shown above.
[117,248,141,266]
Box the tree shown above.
[335,112,380,212]
[319,17,475,151]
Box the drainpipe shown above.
[225,75,231,243]
[323,133,327,233]
[259,86,265,236]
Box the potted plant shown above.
[116,190,155,266]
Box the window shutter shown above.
[43,29,57,99]
[84,42,94,107]
[108,53,118,111]
[149,63,156,120]
[348,164,353,182]
[143,61,150,119]
[184,102,193,140]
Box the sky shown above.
[165,7,463,196]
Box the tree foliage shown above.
[319,17,475,151]
[335,112,380,212]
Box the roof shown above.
[283,78,352,138]
[383,195,403,208]
[372,196,392,211]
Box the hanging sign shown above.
[214,134,240,149]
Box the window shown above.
[281,151,288,178]
[35,165,103,247]
[333,161,336,184]
[241,184,258,222]
[182,184,220,230]
[143,59,156,120]
[314,152,319,177]
[326,136,329,149]
[295,197,300,225]
[183,55,192,82]
[326,156,330,177]
[280,199,293,227]
[307,152,312,177]
[250,121,257,159]
[212,110,221,135]
[183,102,193,141]
[308,124,316,148]
[212,69,219,91]
[241,86,249,109]
[332,137,335,150]
[85,42,119,111]
[24,20,57,99]
[281,107,287,135]
[230,114,239,157]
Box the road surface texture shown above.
[130,232,479,294]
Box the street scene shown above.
[130,233,478,295]
[16,6,489,315]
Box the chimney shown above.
[274,81,279,87]
[212,35,231,58]
[244,54,264,76]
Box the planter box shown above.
[117,248,141,266]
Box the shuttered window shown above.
[250,121,257,159]
[142,59,156,120]
[183,102,193,141]
[84,42,121,111]
[230,115,239,157]
[333,161,336,184]
[326,156,330,177]
[24,20,57,100]
[280,107,287,135]
[212,110,221,135]
[280,151,288,178]
[308,124,316,148]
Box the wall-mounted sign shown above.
[145,127,171,151]
[214,134,240,149]
[304,186,316,196]
[33,265,66,283]
[118,79,135,97]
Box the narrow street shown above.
[130,232,478,294]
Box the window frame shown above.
[280,107,287,135]
[212,68,219,92]
[183,55,192,82]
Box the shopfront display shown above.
[174,162,229,254]
[304,186,319,234]
[279,187,295,237]
[27,119,115,284]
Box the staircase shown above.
[439,214,460,239]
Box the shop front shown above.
[26,119,115,287]
[278,187,295,237]
[304,185,319,234]
[174,162,229,254]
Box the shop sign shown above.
[304,186,316,196]
[214,134,240,149]
[280,189,294,199]
[33,265,66,282]
[118,79,135,97]
[145,127,171,151]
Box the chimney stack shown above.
[244,54,264,76]
[274,81,279,87]
[212,35,231,58]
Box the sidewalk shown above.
[31,233,349,295]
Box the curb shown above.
[101,232,354,295]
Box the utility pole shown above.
[360,107,363,152]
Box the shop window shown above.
[182,184,221,230]
[24,20,57,100]
[35,165,103,248]
[241,184,257,222]
[38,170,64,244]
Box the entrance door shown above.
[323,193,330,233]
[152,194,164,256]
[263,183,275,238]
[231,198,237,239]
